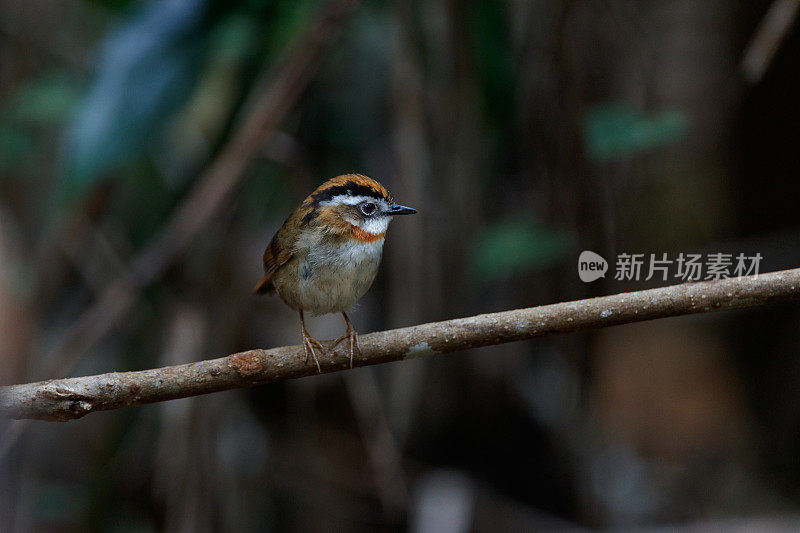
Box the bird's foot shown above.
[301,333,326,373]
[331,327,361,368]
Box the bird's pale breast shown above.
[273,237,384,315]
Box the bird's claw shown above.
[302,334,326,373]
[331,328,361,368]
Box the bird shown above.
[254,173,417,371]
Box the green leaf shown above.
[471,220,574,281]
[5,71,84,125]
[267,0,318,55]
[208,13,259,66]
[0,125,35,169]
[583,104,688,161]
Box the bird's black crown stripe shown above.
[301,180,390,225]
[311,181,388,205]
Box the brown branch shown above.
[741,0,800,84]
[3,269,800,421]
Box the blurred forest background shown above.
[2,0,800,530]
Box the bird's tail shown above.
[253,275,275,295]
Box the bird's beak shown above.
[386,204,417,215]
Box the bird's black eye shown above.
[359,202,377,216]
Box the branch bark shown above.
[3,268,800,421]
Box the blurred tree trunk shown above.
[386,0,437,444]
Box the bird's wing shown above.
[253,227,294,295]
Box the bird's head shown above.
[301,174,416,241]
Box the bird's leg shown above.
[300,310,324,372]
[331,311,361,368]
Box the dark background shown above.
[2,0,800,530]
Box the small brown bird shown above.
[254,174,417,371]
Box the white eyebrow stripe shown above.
[320,195,384,207]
